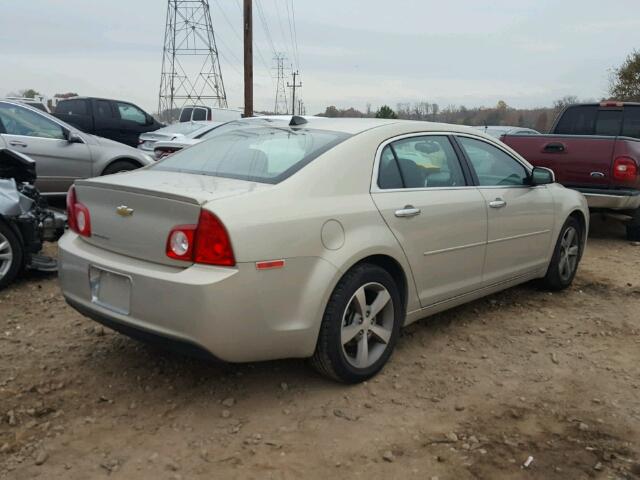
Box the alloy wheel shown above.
[0,232,14,280]
[558,226,579,282]
[340,282,395,369]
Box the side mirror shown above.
[66,131,84,144]
[145,114,155,126]
[530,166,555,186]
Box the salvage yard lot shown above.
[1,217,639,480]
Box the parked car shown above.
[153,117,290,159]
[178,105,242,123]
[0,100,154,195]
[137,121,214,152]
[59,117,588,383]
[4,97,51,113]
[0,149,65,289]
[502,102,640,240]
[473,126,539,139]
[54,97,164,147]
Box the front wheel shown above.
[542,216,582,291]
[311,263,403,383]
[0,221,24,290]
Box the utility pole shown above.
[287,71,302,115]
[243,0,253,117]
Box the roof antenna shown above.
[289,115,308,127]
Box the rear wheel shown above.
[0,221,23,290]
[102,160,140,176]
[626,208,640,241]
[542,216,582,291]
[311,263,403,383]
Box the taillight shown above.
[165,210,235,266]
[66,185,92,237]
[613,156,638,181]
[166,225,196,260]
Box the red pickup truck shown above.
[503,102,640,240]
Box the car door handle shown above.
[395,206,421,218]
[489,198,507,209]
[542,142,566,153]
[9,141,28,148]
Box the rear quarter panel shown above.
[612,138,640,190]
[203,127,422,315]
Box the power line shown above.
[284,0,299,69]
[212,0,274,89]
[273,0,294,65]
[290,0,300,70]
[255,0,278,58]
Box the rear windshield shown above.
[152,127,350,184]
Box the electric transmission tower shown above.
[158,0,227,122]
[273,53,289,114]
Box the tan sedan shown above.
[58,117,589,383]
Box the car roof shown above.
[237,116,493,136]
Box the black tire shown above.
[626,208,640,241]
[102,160,140,176]
[0,221,24,290]
[542,216,582,291]
[311,263,403,383]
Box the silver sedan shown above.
[0,101,153,195]
[58,117,589,383]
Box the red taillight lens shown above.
[66,185,91,237]
[194,210,235,266]
[165,210,235,266]
[613,156,638,181]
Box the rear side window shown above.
[192,108,208,121]
[595,110,623,136]
[96,100,113,118]
[380,136,466,189]
[554,106,597,135]
[622,106,640,138]
[153,127,350,184]
[378,146,403,189]
[179,108,193,122]
[57,99,88,116]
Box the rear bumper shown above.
[577,188,640,210]
[58,232,338,363]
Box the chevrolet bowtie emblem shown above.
[116,205,134,217]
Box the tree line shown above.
[318,49,640,132]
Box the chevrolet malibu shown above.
[59,117,589,383]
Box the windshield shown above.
[152,127,350,184]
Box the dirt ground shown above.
[1,215,639,480]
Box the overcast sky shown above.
[2,0,639,114]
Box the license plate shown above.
[89,266,132,315]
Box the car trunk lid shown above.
[74,170,270,266]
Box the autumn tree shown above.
[535,112,549,133]
[553,95,579,112]
[610,50,640,101]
